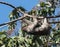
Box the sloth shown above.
[6,16,51,35]
[21,16,51,35]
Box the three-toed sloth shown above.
[21,17,51,35]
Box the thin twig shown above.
[49,21,60,24]
[0,15,60,27]
[0,14,27,26]
[0,2,60,27]
[0,2,16,9]
[1,1,60,19]
[0,2,27,15]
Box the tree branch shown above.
[49,21,60,24]
[0,14,28,26]
[0,1,16,9]
[0,1,26,15]
[0,1,60,19]
[0,2,60,27]
[0,15,60,27]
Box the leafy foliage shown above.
[0,32,43,47]
[0,0,60,47]
[9,6,26,29]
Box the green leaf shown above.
[0,32,6,35]
[40,2,45,7]
[17,6,26,12]
[1,45,5,47]
[0,41,3,45]
[25,38,32,44]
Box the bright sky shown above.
[0,0,39,36]
[0,0,38,24]
[0,0,60,36]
